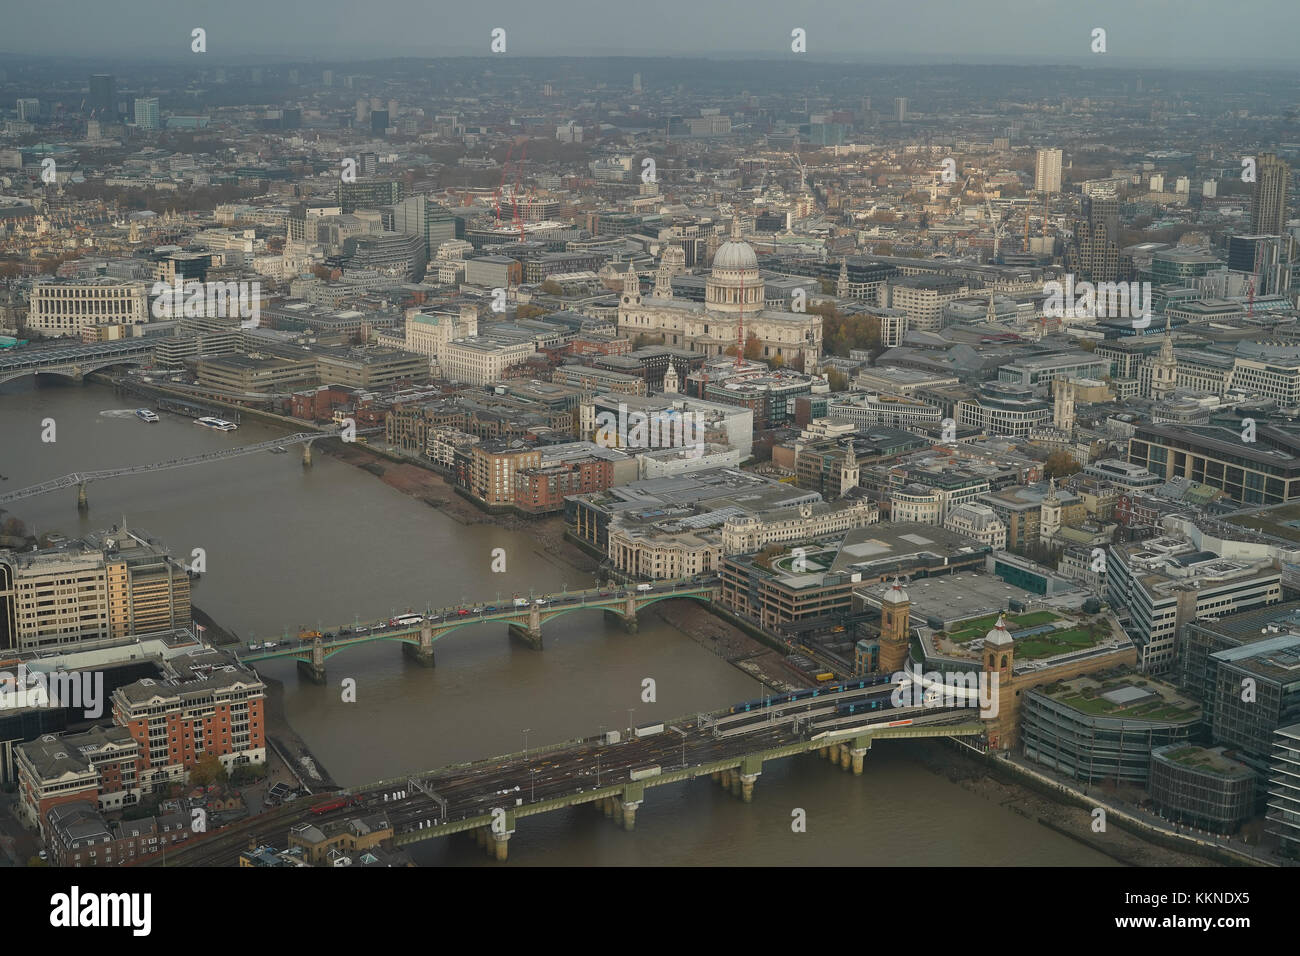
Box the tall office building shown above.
[89,74,115,115]
[1065,194,1128,283]
[390,195,465,260]
[1035,148,1063,194]
[133,97,160,130]
[16,98,39,122]
[632,72,642,92]
[895,97,907,122]
[370,109,390,134]
[1251,153,1291,236]
[1228,234,1294,296]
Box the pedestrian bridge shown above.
[239,580,718,682]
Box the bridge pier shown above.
[402,626,436,667]
[851,748,868,775]
[840,746,852,771]
[296,638,327,684]
[302,442,312,468]
[740,773,758,803]
[621,800,640,831]
[77,482,88,513]
[492,830,510,861]
[508,623,543,650]
[602,797,615,818]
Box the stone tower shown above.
[1053,379,1076,432]
[878,577,911,675]
[1150,318,1177,398]
[654,244,685,299]
[662,361,679,395]
[1039,477,1062,543]
[621,262,642,309]
[981,614,1017,749]
[836,258,850,298]
[839,440,859,497]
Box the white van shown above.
[636,584,653,592]
[513,598,530,607]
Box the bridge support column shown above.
[508,621,543,650]
[77,482,88,513]
[720,769,732,789]
[296,638,327,684]
[475,826,488,847]
[492,830,511,861]
[851,749,868,775]
[602,797,614,818]
[740,773,758,803]
[730,772,742,798]
[402,626,436,666]
[621,800,640,831]
[622,593,638,634]
[301,442,312,468]
[840,746,853,771]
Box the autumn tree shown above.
[826,368,849,391]
[743,336,763,361]
[189,753,228,788]
[515,304,547,320]
[1044,451,1083,479]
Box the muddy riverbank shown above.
[910,740,1220,867]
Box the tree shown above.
[743,336,763,361]
[539,279,562,295]
[770,353,785,369]
[190,753,228,788]
[1044,451,1083,479]
[826,368,849,391]
[515,304,547,320]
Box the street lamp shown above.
[627,708,635,732]
[523,728,531,762]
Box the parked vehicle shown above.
[636,584,653,592]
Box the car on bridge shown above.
[457,608,471,616]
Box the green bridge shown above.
[373,718,986,861]
[237,579,718,683]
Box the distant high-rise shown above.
[133,97,160,130]
[89,74,115,116]
[16,98,39,123]
[1034,148,1063,194]
[632,72,642,92]
[1065,194,1128,282]
[370,110,390,134]
[321,69,333,87]
[894,97,907,122]
[1251,153,1290,236]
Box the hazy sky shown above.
[4,0,1299,64]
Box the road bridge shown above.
[0,340,155,385]
[238,579,719,682]
[153,678,986,865]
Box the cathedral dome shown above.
[712,239,758,272]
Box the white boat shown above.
[195,416,238,431]
[135,408,159,422]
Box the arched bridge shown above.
[0,339,156,385]
[238,579,718,683]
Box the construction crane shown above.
[962,171,1010,261]
[493,140,518,227]
[510,140,528,241]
